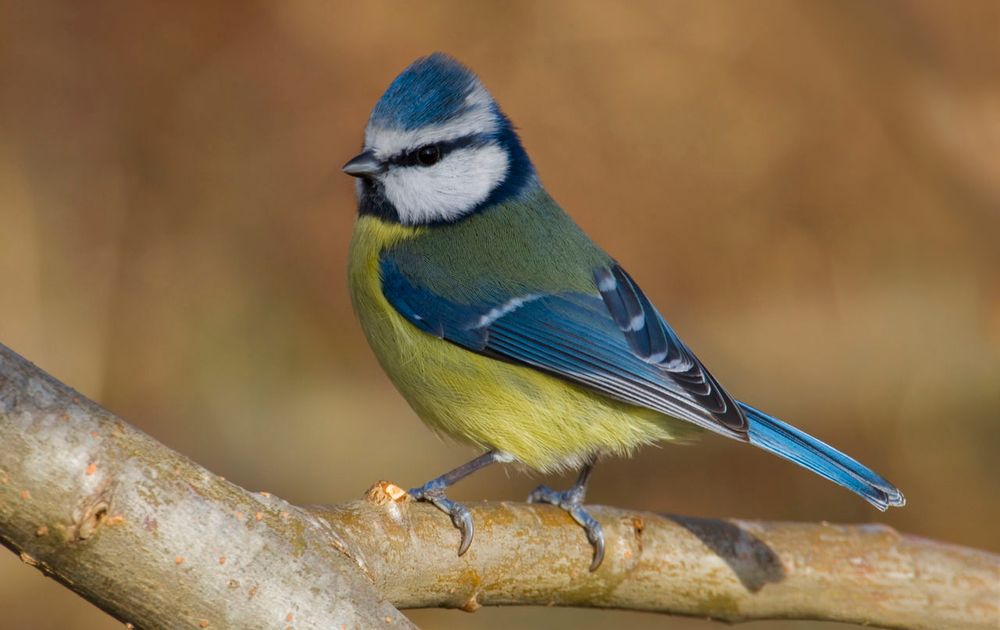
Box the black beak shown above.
[342,150,384,178]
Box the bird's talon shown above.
[408,484,475,558]
[586,520,605,571]
[528,482,605,570]
[527,484,557,504]
[455,510,474,556]
[589,542,605,571]
[450,504,474,555]
[406,484,436,502]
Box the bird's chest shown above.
[348,217,462,402]
[347,217,420,356]
[349,218,541,425]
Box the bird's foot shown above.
[528,484,605,571]
[408,484,475,556]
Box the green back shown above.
[386,185,611,304]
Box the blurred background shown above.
[1,1,997,628]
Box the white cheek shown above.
[382,145,509,224]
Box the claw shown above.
[450,503,474,556]
[408,486,475,557]
[527,483,606,571]
[570,505,605,571]
[590,534,605,572]
[404,451,502,559]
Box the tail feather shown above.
[740,402,905,510]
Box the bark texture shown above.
[1,343,997,629]
[0,344,411,629]
[320,489,998,629]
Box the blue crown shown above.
[370,53,487,131]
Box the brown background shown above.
[1,1,997,628]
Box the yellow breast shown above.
[347,216,691,472]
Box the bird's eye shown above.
[415,144,441,167]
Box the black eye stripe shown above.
[386,133,493,168]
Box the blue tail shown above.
[740,402,905,510]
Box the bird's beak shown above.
[342,150,384,178]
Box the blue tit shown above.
[343,53,904,570]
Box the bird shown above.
[343,53,904,571]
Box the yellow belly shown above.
[348,216,693,472]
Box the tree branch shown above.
[1,343,997,629]
[321,491,998,628]
[0,344,411,629]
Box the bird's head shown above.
[343,53,534,226]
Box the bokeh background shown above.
[1,1,997,628]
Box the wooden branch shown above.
[1,342,997,629]
[0,344,412,629]
[318,492,999,629]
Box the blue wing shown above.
[381,257,748,439]
[381,256,906,509]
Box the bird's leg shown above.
[407,450,502,556]
[527,458,605,571]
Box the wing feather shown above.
[381,257,748,438]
